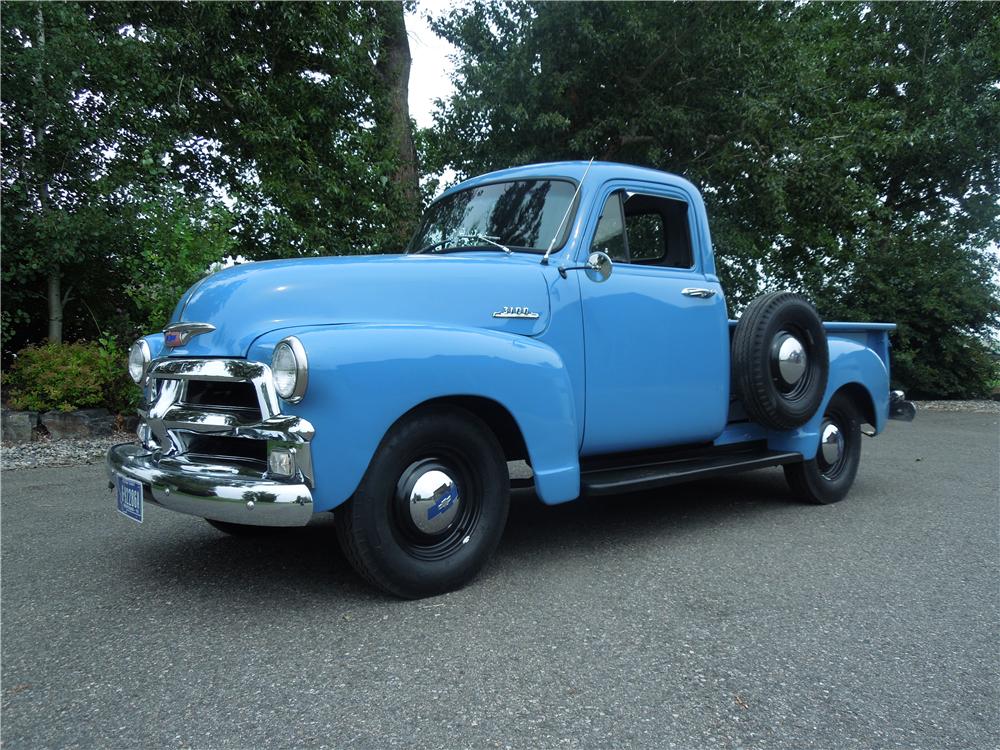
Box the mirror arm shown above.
[557,251,613,281]
[557,261,598,278]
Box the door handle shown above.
[682,287,716,298]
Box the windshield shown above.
[408,179,577,254]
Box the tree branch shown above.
[601,134,655,160]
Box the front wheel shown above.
[783,391,862,504]
[336,406,510,598]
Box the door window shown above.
[590,193,628,262]
[623,192,693,268]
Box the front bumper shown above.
[108,443,313,526]
[106,356,315,527]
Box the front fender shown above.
[249,325,581,510]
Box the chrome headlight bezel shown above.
[271,336,308,403]
[128,339,151,384]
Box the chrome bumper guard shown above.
[889,390,917,422]
[107,443,313,526]
[106,357,315,527]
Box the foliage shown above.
[128,1,418,255]
[122,187,236,332]
[5,339,138,413]
[1,1,420,355]
[1,1,160,345]
[425,1,1000,397]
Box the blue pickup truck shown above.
[108,161,915,598]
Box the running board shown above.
[580,448,801,497]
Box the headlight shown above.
[271,336,308,402]
[128,339,150,384]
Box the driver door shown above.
[579,186,730,455]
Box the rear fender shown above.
[249,325,581,510]
[767,335,890,459]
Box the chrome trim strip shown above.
[108,444,312,527]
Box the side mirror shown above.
[558,251,614,281]
[585,251,613,283]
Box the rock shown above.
[41,408,115,440]
[123,414,141,433]
[2,411,38,443]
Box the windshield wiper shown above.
[455,233,511,254]
[413,233,512,255]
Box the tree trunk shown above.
[47,272,63,344]
[375,2,420,242]
[35,5,63,344]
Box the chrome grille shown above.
[137,357,314,486]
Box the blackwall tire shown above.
[783,391,862,505]
[335,406,510,599]
[732,291,829,430]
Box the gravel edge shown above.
[912,399,999,413]
[2,432,134,472]
[2,400,996,472]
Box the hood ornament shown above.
[163,322,216,348]
[492,306,540,320]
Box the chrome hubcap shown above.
[819,421,843,467]
[405,467,461,535]
[774,333,807,386]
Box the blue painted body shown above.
[145,162,894,512]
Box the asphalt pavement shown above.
[1,411,997,749]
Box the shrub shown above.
[4,338,139,414]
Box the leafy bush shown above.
[4,339,138,413]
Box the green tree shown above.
[131,1,421,253]
[1,2,165,345]
[425,1,999,396]
[121,186,236,333]
[2,1,420,353]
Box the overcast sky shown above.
[406,1,458,131]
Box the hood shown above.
[161,253,553,357]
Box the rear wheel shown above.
[336,406,510,598]
[783,391,862,504]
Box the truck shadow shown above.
[137,467,805,603]
[499,467,803,560]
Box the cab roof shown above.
[440,161,700,201]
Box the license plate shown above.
[115,474,144,523]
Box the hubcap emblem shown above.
[408,469,460,535]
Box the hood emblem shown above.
[492,306,540,320]
[163,322,216,348]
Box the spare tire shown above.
[732,291,829,431]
